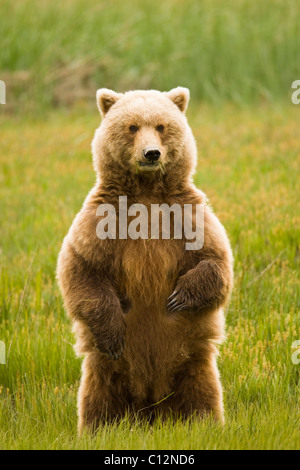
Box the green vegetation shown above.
[0,0,299,451]
[0,105,299,449]
[1,0,300,112]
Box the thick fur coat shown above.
[57,87,233,432]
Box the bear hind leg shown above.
[157,356,224,424]
[78,353,131,434]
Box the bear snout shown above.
[142,146,161,162]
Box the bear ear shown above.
[165,87,190,113]
[96,88,123,116]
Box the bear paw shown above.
[167,287,194,312]
[94,318,126,360]
[167,261,225,313]
[97,335,125,360]
[167,268,202,312]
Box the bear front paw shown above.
[167,261,226,313]
[94,318,126,360]
[167,269,202,312]
[167,287,194,312]
[96,334,125,360]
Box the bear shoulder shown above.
[65,187,111,265]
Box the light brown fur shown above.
[57,87,233,433]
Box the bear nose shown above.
[143,146,161,162]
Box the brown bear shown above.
[57,87,233,433]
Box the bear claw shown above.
[107,351,120,360]
[167,292,188,312]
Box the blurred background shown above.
[1,0,299,114]
[0,0,299,450]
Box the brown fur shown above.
[57,87,233,433]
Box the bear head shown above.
[92,87,197,186]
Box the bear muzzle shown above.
[143,146,161,162]
[138,146,161,170]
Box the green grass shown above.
[1,0,300,112]
[1,0,299,450]
[0,104,299,449]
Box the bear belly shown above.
[118,238,192,402]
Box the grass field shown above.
[1,0,300,452]
[0,103,299,449]
[1,0,300,112]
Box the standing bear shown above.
[57,87,233,432]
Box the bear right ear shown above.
[96,88,123,116]
[165,87,190,113]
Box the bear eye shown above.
[156,124,165,133]
[129,125,139,134]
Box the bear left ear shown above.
[96,88,123,116]
[165,87,190,113]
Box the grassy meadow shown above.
[0,0,300,450]
[1,0,300,111]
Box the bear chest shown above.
[119,237,184,302]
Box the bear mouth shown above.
[137,161,159,170]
